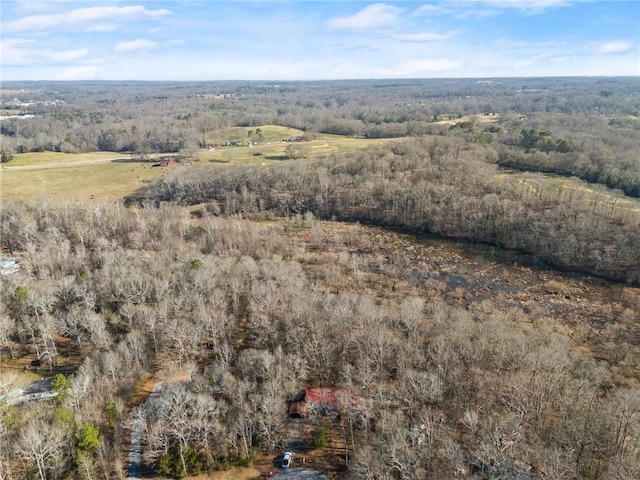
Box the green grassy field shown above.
[1,161,169,203]
[200,125,389,164]
[4,151,132,168]
[212,124,308,143]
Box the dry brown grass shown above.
[170,467,261,480]
[495,172,640,217]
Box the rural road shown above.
[127,382,163,480]
[126,406,145,480]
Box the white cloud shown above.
[0,38,35,50]
[327,4,402,29]
[514,54,552,69]
[49,49,90,62]
[86,24,120,32]
[393,32,454,42]
[480,0,570,11]
[0,38,37,65]
[1,39,91,66]
[414,0,571,18]
[4,5,171,32]
[165,39,186,47]
[114,39,158,53]
[597,41,631,54]
[53,65,102,80]
[14,1,58,13]
[412,4,454,17]
[383,58,463,76]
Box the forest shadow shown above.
[123,185,152,206]
[110,158,140,163]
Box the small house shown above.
[288,387,358,417]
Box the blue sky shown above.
[1,1,638,80]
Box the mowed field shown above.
[1,151,133,168]
[1,154,169,203]
[200,124,390,164]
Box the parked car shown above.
[282,451,293,468]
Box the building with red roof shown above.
[288,387,358,417]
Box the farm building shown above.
[289,387,359,417]
[152,160,178,167]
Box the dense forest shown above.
[2,201,640,479]
[1,78,640,480]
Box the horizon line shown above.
[3,74,639,83]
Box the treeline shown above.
[143,136,640,285]
[2,79,638,199]
[2,77,638,150]
[1,201,639,479]
[496,114,640,198]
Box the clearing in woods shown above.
[0,126,388,203]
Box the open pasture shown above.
[211,124,310,144]
[199,124,389,164]
[433,112,501,126]
[2,151,132,168]
[1,160,168,203]
[496,171,640,217]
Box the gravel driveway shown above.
[271,468,329,479]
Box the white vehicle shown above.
[282,451,293,468]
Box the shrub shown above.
[158,444,203,478]
[76,422,100,452]
[104,399,118,425]
[51,373,71,403]
[312,420,330,448]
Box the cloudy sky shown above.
[1,0,638,81]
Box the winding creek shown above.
[419,237,548,306]
[375,226,633,320]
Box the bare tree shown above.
[14,420,67,480]
[0,306,16,359]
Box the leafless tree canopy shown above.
[1,78,639,479]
